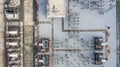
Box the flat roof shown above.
[47,0,65,17]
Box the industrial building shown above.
[47,0,65,17]
[37,38,50,52]
[35,54,50,67]
[4,0,20,21]
[5,24,22,67]
[93,36,110,65]
[4,0,23,67]
[34,38,50,67]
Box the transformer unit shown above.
[37,38,50,52]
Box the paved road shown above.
[24,0,34,25]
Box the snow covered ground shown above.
[38,0,117,67]
[64,0,116,30]
[68,32,106,49]
[39,24,52,39]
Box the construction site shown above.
[0,0,119,67]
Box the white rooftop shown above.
[7,30,18,35]
[8,53,18,57]
[8,42,18,46]
[47,0,65,17]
